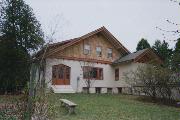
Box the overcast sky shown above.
[25,0,180,52]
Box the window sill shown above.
[83,78,103,80]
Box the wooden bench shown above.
[60,99,77,114]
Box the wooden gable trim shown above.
[134,49,150,62]
[44,26,130,58]
[134,49,163,64]
[100,27,130,53]
[45,39,81,57]
[49,56,112,64]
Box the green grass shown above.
[47,94,180,120]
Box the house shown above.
[35,26,163,93]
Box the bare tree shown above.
[123,64,180,103]
[156,0,180,41]
[79,61,96,94]
[30,15,64,120]
[156,19,180,42]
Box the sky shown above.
[25,0,180,52]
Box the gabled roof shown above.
[113,49,148,64]
[113,48,163,65]
[35,26,130,58]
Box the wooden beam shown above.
[48,56,112,64]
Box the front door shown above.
[52,64,70,85]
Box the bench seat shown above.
[60,99,77,114]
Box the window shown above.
[118,87,122,94]
[107,88,112,94]
[52,64,71,85]
[115,68,119,81]
[99,68,103,80]
[92,68,98,78]
[84,44,91,55]
[52,64,71,80]
[96,87,101,93]
[83,87,89,93]
[58,67,64,79]
[66,67,70,79]
[107,48,112,58]
[83,66,91,79]
[83,66,103,80]
[96,46,102,57]
[52,66,57,79]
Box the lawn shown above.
[47,93,180,120]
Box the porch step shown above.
[51,85,75,93]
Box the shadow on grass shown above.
[135,95,178,107]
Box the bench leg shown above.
[61,102,65,107]
[68,107,75,114]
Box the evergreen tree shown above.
[0,0,44,52]
[172,38,180,72]
[136,38,151,51]
[152,40,172,68]
[0,0,44,93]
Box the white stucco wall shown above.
[45,58,116,92]
[45,58,143,93]
[114,62,143,88]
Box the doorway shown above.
[52,64,71,85]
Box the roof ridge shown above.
[36,26,130,58]
[48,26,106,48]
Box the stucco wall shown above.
[113,62,144,94]
[45,58,143,93]
[114,62,143,87]
[45,58,116,92]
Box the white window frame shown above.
[84,44,91,55]
[107,48,113,58]
[96,46,102,57]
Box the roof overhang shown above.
[134,49,163,64]
[112,48,164,66]
[35,26,130,59]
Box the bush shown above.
[124,64,180,103]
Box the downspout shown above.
[77,76,80,93]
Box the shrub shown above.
[124,64,180,103]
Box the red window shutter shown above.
[115,68,119,81]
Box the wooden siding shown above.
[49,34,122,63]
[134,49,163,64]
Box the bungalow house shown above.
[35,26,162,93]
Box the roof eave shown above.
[44,26,130,57]
[112,59,134,66]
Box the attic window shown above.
[96,46,102,57]
[107,48,112,58]
[84,44,91,55]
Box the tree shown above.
[155,1,179,71]
[172,38,180,72]
[79,61,96,94]
[123,65,179,103]
[152,40,173,68]
[136,38,151,51]
[156,1,179,40]
[0,0,44,52]
[0,37,29,94]
[0,0,44,93]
